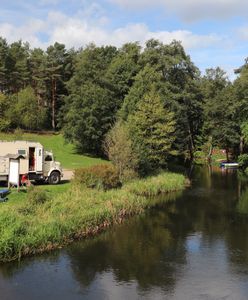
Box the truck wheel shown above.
[49,171,61,185]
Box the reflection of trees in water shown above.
[67,201,187,292]
[184,168,248,270]
[225,186,248,267]
[237,187,248,215]
[0,250,61,279]
[2,167,248,293]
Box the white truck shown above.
[0,141,63,184]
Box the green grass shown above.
[0,182,71,204]
[0,172,187,262]
[124,172,186,196]
[0,132,107,169]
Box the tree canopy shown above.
[0,36,248,163]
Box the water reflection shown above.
[1,166,248,299]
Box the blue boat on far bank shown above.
[220,162,239,169]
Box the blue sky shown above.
[1,0,248,79]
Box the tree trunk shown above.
[226,148,229,162]
[188,128,194,161]
[207,137,213,163]
[51,77,56,130]
[240,136,244,154]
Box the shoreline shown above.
[0,172,187,263]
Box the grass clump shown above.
[124,172,186,196]
[74,164,121,190]
[0,171,187,262]
[27,186,49,205]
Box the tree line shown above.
[1,37,248,170]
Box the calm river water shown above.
[1,166,248,300]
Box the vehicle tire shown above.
[49,171,61,185]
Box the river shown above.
[1,166,248,300]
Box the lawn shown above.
[0,132,107,169]
[0,182,71,203]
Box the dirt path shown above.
[62,169,74,181]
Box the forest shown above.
[0,37,248,174]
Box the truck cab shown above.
[43,151,63,184]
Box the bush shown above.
[194,150,205,159]
[27,186,49,205]
[74,164,121,190]
[104,121,139,182]
[0,119,11,132]
[238,154,248,170]
[245,167,248,176]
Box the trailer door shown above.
[35,148,43,172]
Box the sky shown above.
[1,0,248,79]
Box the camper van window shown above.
[18,150,26,156]
[45,155,52,162]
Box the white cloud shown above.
[0,11,222,51]
[237,25,248,40]
[109,0,248,21]
[39,0,59,5]
[49,18,223,50]
[0,20,47,48]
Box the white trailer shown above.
[0,141,63,184]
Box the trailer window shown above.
[18,149,26,156]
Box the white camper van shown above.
[0,141,63,184]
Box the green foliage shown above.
[106,42,141,103]
[63,44,119,155]
[0,93,11,131]
[0,39,74,131]
[120,39,203,159]
[74,164,121,190]
[7,87,48,130]
[119,65,162,120]
[128,88,176,172]
[241,122,248,145]
[202,70,240,152]
[104,121,138,182]
[0,37,247,161]
[0,119,11,132]
[238,154,248,170]
[63,82,116,154]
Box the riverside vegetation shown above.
[0,171,186,262]
[1,38,248,163]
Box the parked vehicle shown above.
[0,141,63,184]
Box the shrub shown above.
[27,186,49,205]
[0,119,11,132]
[74,164,121,190]
[194,150,205,159]
[245,167,248,176]
[238,154,248,170]
[104,121,139,182]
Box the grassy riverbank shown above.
[0,172,186,262]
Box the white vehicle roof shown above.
[0,141,43,156]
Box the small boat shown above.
[220,162,239,169]
[0,189,10,202]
